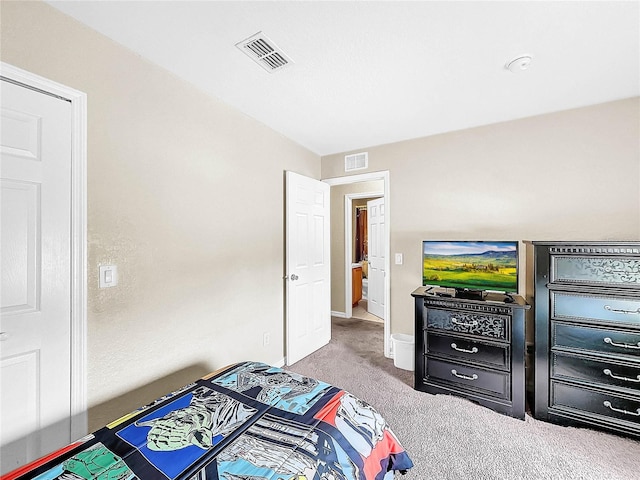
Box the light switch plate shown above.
[395,253,403,265]
[99,265,118,288]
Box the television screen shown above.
[422,241,519,293]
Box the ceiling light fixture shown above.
[505,55,533,73]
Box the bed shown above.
[5,361,413,480]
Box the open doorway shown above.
[323,171,391,358]
[347,193,383,323]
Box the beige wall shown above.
[322,98,640,339]
[329,181,383,313]
[1,1,320,430]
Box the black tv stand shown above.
[412,287,530,419]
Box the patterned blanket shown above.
[4,362,413,480]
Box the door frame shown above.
[323,171,391,358]
[1,63,88,439]
[343,191,382,320]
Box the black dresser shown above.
[412,287,529,419]
[533,241,640,438]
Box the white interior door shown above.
[285,171,331,365]
[1,79,73,474]
[367,197,385,319]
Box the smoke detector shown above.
[505,55,533,73]
[236,32,293,73]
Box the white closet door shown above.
[1,79,73,473]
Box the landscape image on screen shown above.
[423,241,518,292]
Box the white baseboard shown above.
[331,310,348,318]
[273,357,286,368]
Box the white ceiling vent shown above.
[236,32,293,73]
[345,152,368,172]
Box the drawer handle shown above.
[450,343,478,354]
[603,337,640,350]
[603,401,640,417]
[603,305,640,315]
[451,369,478,381]
[451,318,478,328]
[603,369,640,383]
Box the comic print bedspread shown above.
[4,361,413,480]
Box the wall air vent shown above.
[345,152,368,172]
[236,32,293,73]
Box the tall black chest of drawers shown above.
[533,241,640,438]
[412,287,529,419]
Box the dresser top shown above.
[531,241,640,256]
[531,241,640,246]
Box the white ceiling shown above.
[47,1,639,156]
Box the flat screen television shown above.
[422,241,519,294]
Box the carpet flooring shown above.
[286,317,640,480]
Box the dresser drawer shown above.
[425,358,509,399]
[551,255,640,288]
[551,382,640,427]
[553,322,640,360]
[552,292,640,327]
[425,308,507,340]
[427,332,509,370]
[552,353,640,393]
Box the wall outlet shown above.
[263,332,270,346]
